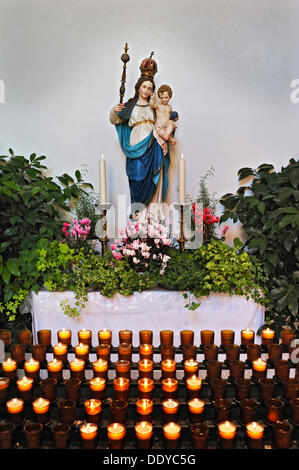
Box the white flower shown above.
[133,257,140,264]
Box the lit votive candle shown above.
[184,359,199,379]
[2,358,17,382]
[89,377,106,400]
[78,329,92,346]
[47,358,63,382]
[80,422,98,449]
[241,329,255,346]
[53,342,68,363]
[246,421,264,449]
[261,328,275,346]
[107,422,126,449]
[163,422,181,449]
[6,398,24,424]
[162,398,179,423]
[186,375,202,399]
[69,358,85,381]
[84,398,102,425]
[188,398,205,423]
[32,397,50,424]
[113,377,130,401]
[75,343,89,362]
[161,378,178,400]
[139,344,154,361]
[161,359,176,379]
[218,421,237,449]
[135,421,153,449]
[57,328,72,346]
[137,378,155,400]
[16,376,34,402]
[136,398,154,422]
[92,359,108,379]
[24,358,40,382]
[98,329,112,345]
[252,358,267,380]
[0,377,10,402]
[138,359,154,379]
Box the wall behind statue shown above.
[1,0,299,241]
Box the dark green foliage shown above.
[220,159,299,336]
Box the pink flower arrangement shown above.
[111,216,172,274]
[62,218,91,246]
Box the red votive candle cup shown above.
[24,422,43,449]
[80,423,98,449]
[162,398,179,423]
[229,360,245,382]
[96,344,111,363]
[246,344,261,362]
[40,377,58,402]
[161,359,176,380]
[11,344,25,366]
[58,399,77,424]
[241,329,255,346]
[188,398,205,423]
[161,378,178,400]
[118,343,132,362]
[77,329,92,346]
[136,398,154,422]
[221,330,235,348]
[265,398,284,423]
[137,378,154,400]
[240,399,258,424]
[186,375,202,399]
[16,376,34,403]
[84,398,102,425]
[53,423,71,449]
[235,378,251,401]
[206,360,222,381]
[204,345,218,362]
[182,345,197,361]
[119,329,133,345]
[190,423,209,449]
[210,378,227,401]
[268,343,283,363]
[64,377,82,402]
[89,377,106,401]
[139,344,154,361]
[138,359,154,380]
[160,330,174,346]
[200,330,214,347]
[0,422,15,449]
[17,329,31,346]
[139,330,153,345]
[275,359,290,382]
[218,420,236,449]
[6,398,24,424]
[107,422,126,449]
[115,360,131,379]
[32,397,50,424]
[92,359,108,380]
[163,422,181,449]
[180,330,194,346]
[37,329,52,346]
[225,345,240,362]
[32,344,47,363]
[113,377,130,401]
[261,328,275,347]
[135,421,153,449]
[246,421,264,449]
[0,377,10,402]
[110,399,128,425]
[98,329,112,346]
[57,329,72,346]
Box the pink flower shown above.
[111,243,116,250]
[133,257,140,264]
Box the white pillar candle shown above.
[179,153,186,205]
[99,154,107,203]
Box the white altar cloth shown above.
[31,290,264,347]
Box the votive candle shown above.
[89,377,106,400]
[32,397,50,424]
[136,398,154,422]
[138,359,154,379]
[80,422,98,449]
[98,329,112,345]
[161,359,176,379]
[246,421,264,449]
[252,358,267,380]
[261,328,275,346]
[113,377,130,401]
[135,421,153,449]
[16,376,34,402]
[92,359,108,379]
[163,422,181,449]
[24,358,40,382]
[161,378,178,400]
[2,358,17,382]
[107,422,126,449]
[53,342,68,363]
[47,358,63,381]
[162,398,179,423]
[6,398,24,423]
[137,378,154,400]
[241,329,255,346]
[75,343,89,362]
[57,329,72,346]
[84,398,102,425]
[78,329,92,346]
[188,398,205,423]
[69,358,85,381]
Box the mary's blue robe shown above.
[114,100,170,207]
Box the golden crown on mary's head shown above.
[139,52,158,79]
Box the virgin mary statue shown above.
[109,56,170,212]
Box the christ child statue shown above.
[150,84,178,155]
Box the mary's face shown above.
[138,81,154,100]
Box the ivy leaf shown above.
[6,259,20,276]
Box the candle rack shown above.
[1,330,299,450]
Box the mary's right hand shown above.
[115,104,126,112]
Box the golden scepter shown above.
[119,43,130,104]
